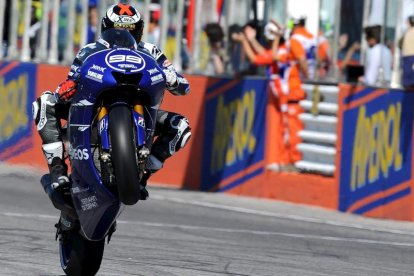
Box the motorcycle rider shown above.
[32,3,191,199]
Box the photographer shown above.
[204,23,226,75]
[402,16,414,89]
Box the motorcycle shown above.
[40,29,166,275]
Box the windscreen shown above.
[100,29,137,49]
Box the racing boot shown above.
[40,160,75,217]
[139,154,164,200]
[49,157,70,189]
[42,142,69,189]
[40,142,74,215]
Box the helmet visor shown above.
[100,29,137,48]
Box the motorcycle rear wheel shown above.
[108,104,141,205]
[59,230,105,276]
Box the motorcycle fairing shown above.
[68,48,165,240]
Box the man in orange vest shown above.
[232,21,293,170]
[282,17,313,164]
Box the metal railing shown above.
[1,0,413,88]
[0,0,268,73]
[0,0,189,67]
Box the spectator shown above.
[289,17,314,80]
[402,16,414,89]
[87,4,98,44]
[231,20,287,85]
[337,34,361,70]
[316,30,331,78]
[181,38,190,71]
[360,25,392,86]
[2,0,12,57]
[204,23,225,75]
[227,24,245,74]
[232,21,261,76]
[336,33,364,82]
[58,0,69,61]
[29,1,42,58]
[232,20,298,171]
[147,10,161,46]
[283,17,311,164]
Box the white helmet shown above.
[264,22,280,40]
[291,15,306,26]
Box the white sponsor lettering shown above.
[118,64,137,69]
[86,70,104,82]
[147,68,159,75]
[91,64,106,72]
[108,55,143,64]
[109,55,126,63]
[70,123,91,131]
[151,74,164,85]
[71,186,90,194]
[81,196,98,211]
[169,130,182,153]
[69,148,90,161]
[78,126,89,132]
[120,16,136,23]
[76,51,86,58]
[37,102,47,130]
[126,55,142,63]
[138,117,145,128]
[72,100,94,107]
[97,38,110,48]
[99,119,105,134]
[105,50,146,73]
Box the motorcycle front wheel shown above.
[108,104,141,205]
[59,230,105,276]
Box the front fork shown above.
[97,104,149,179]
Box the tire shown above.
[60,230,105,276]
[108,104,141,205]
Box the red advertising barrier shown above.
[2,61,414,221]
[7,64,68,169]
[3,63,209,192]
[238,91,337,209]
[151,75,208,189]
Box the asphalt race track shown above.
[1,164,414,276]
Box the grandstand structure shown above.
[0,0,246,67]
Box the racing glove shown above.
[56,79,77,101]
[163,69,178,89]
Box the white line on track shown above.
[149,195,414,237]
[4,194,414,238]
[2,211,414,248]
[3,212,56,220]
[116,220,414,248]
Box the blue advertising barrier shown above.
[201,78,268,192]
[338,88,414,214]
[0,62,37,160]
